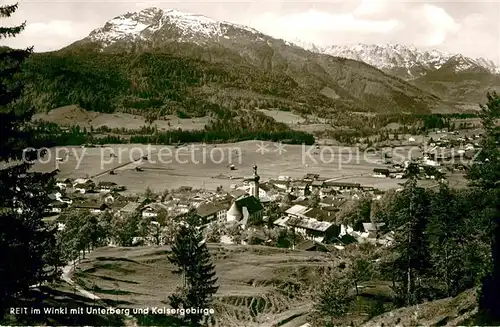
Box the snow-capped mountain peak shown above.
[289,40,500,78]
[87,7,260,48]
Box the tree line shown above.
[32,114,316,147]
[313,93,500,324]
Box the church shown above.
[226,165,264,229]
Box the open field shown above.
[72,245,333,327]
[31,141,415,194]
[32,105,209,131]
[33,106,335,134]
[258,109,333,133]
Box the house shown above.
[285,204,310,218]
[73,180,95,194]
[283,204,340,242]
[372,168,390,178]
[45,201,67,214]
[239,183,273,203]
[310,180,325,192]
[303,173,320,181]
[141,203,168,219]
[361,222,387,238]
[55,178,72,190]
[59,196,73,204]
[196,201,229,224]
[340,224,354,237]
[228,189,248,200]
[256,182,274,203]
[73,178,94,188]
[101,191,124,205]
[319,187,336,198]
[74,202,109,214]
[408,137,416,142]
[273,216,290,229]
[286,216,339,243]
[422,155,440,167]
[303,207,335,222]
[119,202,142,216]
[98,181,118,192]
[142,206,159,219]
[325,182,361,191]
[226,195,264,229]
[269,180,289,191]
[48,192,62,202]
[290,181,310,197]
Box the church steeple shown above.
[252,165,260,199]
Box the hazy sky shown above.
[2,0,500,63]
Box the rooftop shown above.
[303,207,335,222]
[120,202,142,213]
[326,181,361,188]
[235,195,263,214]
[287,217,333,232]
[285,204,309,216]
[196,201,228,217]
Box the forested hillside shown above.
[21,47,443,125]
[22,51,343,120]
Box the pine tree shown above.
[391,173,431,306]
[468,92,500,321]
[311,272,352,327]
[426,184,462,297]
[265,202,281,229]
[167,216,219,326]
[0,3,60,319]
[308,191,320,209]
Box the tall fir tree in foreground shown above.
[0,3,60,320]
[391,163,431,306]
[167,211,219,327]
[468,92,500,321]
[311,270,352,327]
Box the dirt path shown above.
[325,173,368,182]
[258,304,312,327]
[62,254,138,327]
[91,157,143,179]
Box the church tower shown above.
[252,165,260,199]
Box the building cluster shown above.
[47,165,395,250]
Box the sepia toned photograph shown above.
[1,0,499,326]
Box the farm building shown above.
[55,178,72,190]
[269,180,290,191]
[285,216,339,243]
[196,201,229,224]
[45,201,68,214]
[98,181,118,192]
[119,202,143,216]
[303,173,320,181]
[74,202,109,214]
[373,168,390,177]
[289,181,310,197]
[325,181,361,191]
[310,180,325,191]
[141,203,169,219]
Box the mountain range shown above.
[24,7,500,123]
[291,41,500,79]
[290,40,500,105]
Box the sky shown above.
[2,0,500,64]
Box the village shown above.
[45,126,478,253]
